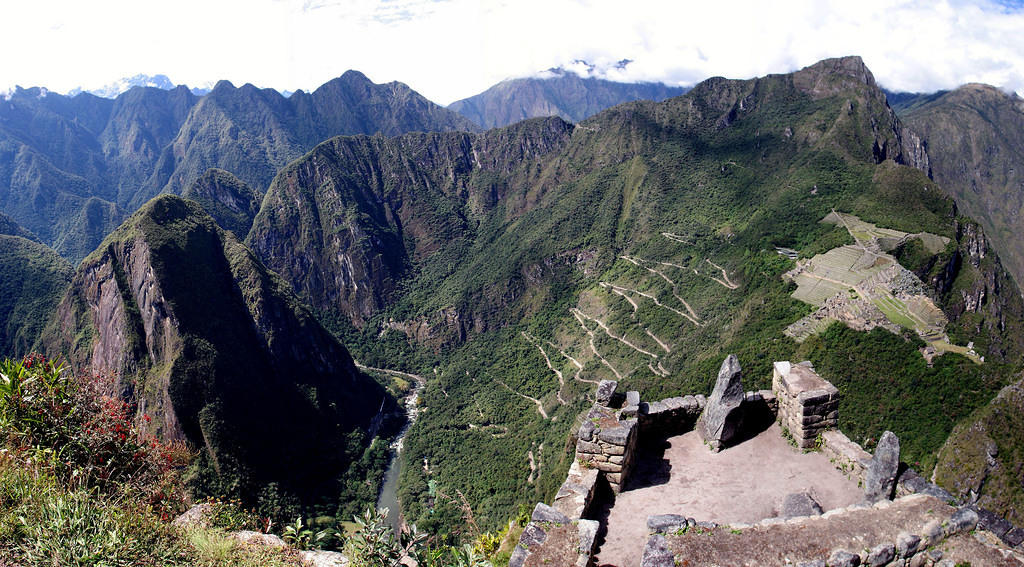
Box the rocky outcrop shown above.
[934,379,1024,525]
[899,215,1024,363]
[699,354,746,451]
[864,431,900,503]
[782,492,824,518]
[42,195,388,506]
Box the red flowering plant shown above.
[0,354,191,516]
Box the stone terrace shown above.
[510,359,1024,567]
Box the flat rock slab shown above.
[596,423,862,567]
[657,495,978,566]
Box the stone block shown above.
[598,423,633,445]
[577,420,596,441]
[594,461,621,472]
[520,523,547,547]
[508,545,529,567]
[531,503,570,525]
[640,535,675,567]
[606,472,621,483]
[945,507,979,535]
[647,514,689,533]
[603,443,626,456]
[699,354,746,451]
[801,413,824,426]
[896,532,920,558]
[921,520,943,546]
[864,431,900,503]
[682,395,699,412]
[865,542,895,566]
[827,549,861,567]
[781,492,823,518]
[609,455,624,464]
[576,440,602,454]
[596,380,618,406]
[663,397,685,411]
[626,390,641,407]
[620,405,639,419]
[577,519,599,555]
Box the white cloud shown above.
[1,0,1023,104]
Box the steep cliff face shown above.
[934,379,1024,525]
[246,118,576,329]
[43,195,388,503]
[898,84,1024,289]
[896,211,1024,363]
[181,168,260,238]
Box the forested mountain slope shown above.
[247,56,1024,536]
[40,195,391,514]
[0,72,475,264]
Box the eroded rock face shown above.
[864,431,900,503]
[246,118,576,330]
[700,354,746,451]
[43,195,388,507]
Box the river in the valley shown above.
[375,372,424,535]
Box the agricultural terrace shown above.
[785,212,980,363]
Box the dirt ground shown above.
[594,423,863,567]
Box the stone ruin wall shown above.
[773,361,839,449]
[510,360,1024,567]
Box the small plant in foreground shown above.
[282,516,330,550]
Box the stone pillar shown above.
[772,361,839,449]
[699,354,746,451]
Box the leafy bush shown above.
[0,354,188,502]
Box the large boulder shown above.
[699,355,746,451]
[864,431,900,503]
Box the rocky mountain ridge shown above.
[0,71,476,264]
[448,70,687,129]
[40,195,389,507]
[894,83,1024,291]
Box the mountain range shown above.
[448,68,688,128]
[0,71,476,264]
[2,56,1024,545]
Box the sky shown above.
[2,0,1024,105]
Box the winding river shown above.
[373,369,425,535]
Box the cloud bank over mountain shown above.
[3,0,1024,104]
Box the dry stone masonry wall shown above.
[773,361,839,449]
